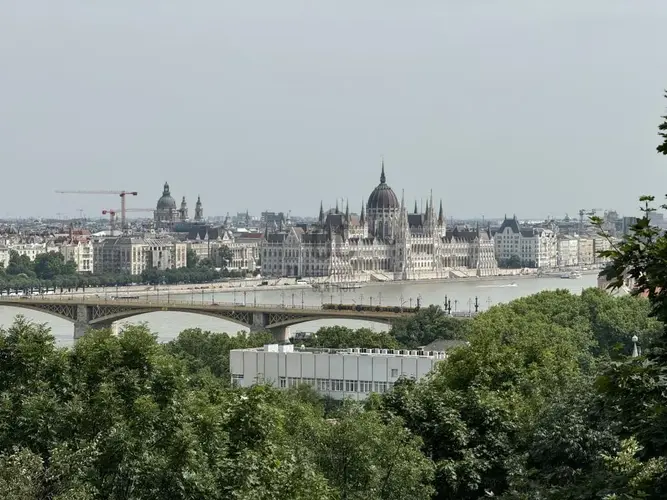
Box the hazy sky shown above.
[2,1,667,220]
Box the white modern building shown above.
[229,344,446,401]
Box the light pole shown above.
[291,293,295,308]
[631,335,640,357]
[301,289,305,308]
[201,289,204,305]
[280,291,285,308]
[233,289,236,305]
[243,291,247,306]
[378,292,382,306]
[253,289,257,307]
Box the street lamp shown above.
[631,335,640,357]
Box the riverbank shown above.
[34,268,601,299]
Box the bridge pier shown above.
[249,312,289,342]
[269,325,290,342]
[73,305,112,340]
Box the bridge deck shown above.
[0,296,416,321]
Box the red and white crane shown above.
[55,190,138,231]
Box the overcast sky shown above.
[2,1,667,220]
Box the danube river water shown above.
[0,274,599,345]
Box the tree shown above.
[658,91,667,155]
[218,245,233,269]
[389,305,470,349]
[186,248,199,268]
[33,252,75,280]
[499,255,523,269]
[297,326,401,350]
[166,328,273,380]
[313,404,435,500]
[5,250,34,277]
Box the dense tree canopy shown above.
[0,281,662,498]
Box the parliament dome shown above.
[367,162,399,210]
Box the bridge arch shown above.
[267,316,393,331]
[0,302,78,323]
[89,308,252,330]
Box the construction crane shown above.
[102,208,154,233]
[101,209,118,234]
[56,190,138,232]
[578,208,603,235]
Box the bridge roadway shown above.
[0,295,417,341]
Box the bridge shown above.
[0,296,420,341]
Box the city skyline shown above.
[2,1,667,219]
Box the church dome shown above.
[157,182,177,210]
[367,162,399,210]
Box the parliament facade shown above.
[260,162,498,281]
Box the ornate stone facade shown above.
[260,162,498,281]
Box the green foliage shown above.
[166,328,273,380]
[658,90,667,155]
[390,305,470,349]
[218,245,233,268]
[0,250,240,293]
[186,248,199,268]
[296,326,401,349]
[498,255,523,269]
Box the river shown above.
[0,274,599,345]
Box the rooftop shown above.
[236,344,447,359]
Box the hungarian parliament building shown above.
[260,162,498,281]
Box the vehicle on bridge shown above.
[322,303,420,314]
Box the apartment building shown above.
[60,241,94,273]
[557,235,579,267]
[93,237,187,275]
[494,216,557,268]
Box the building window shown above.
[331,379,344,392]
[301,377,315,388]
[279,377,286,388]
[374,381,387,393]
[390,368,398,378]
[359,380,373,393]
[231,374,243,386]
[317,379,330,391]
[345,380,358,393]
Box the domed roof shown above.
[367,161,399,210]
[157,182,177,210]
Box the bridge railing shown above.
[0,294,327,311]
